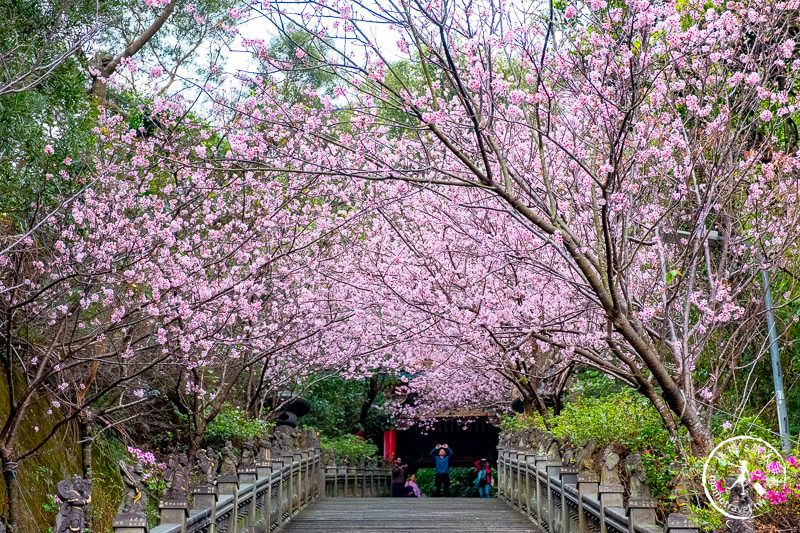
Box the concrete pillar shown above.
[664,513,700,533]
[577,473,599,533]
[626,498,658,533]
[158,500,188,531]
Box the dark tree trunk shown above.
[78,415,94,530]
[358,376,380,429]
[2,454,19,533]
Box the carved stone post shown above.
[218,471,239,532]
[664,514,700,533]
[158,501,188,531]
[534,454,549,528]
[664,474,698,533]
[515,448,524,507]
[314,447,323,498]
[524,452,535,521]
[577,472,599,533]
[283,452,297,514]
[546,460,562,533]
[112,521,148,533]
[159,453,190,531]
[191,484,217,512]
[369,463,375,497]
[271,456,286,527]
[293,451,303,511]
[627,499,658,533]
[497,446,506,500]
[560,463,578,533]
[361,462,368,497]
[625,453,657,532]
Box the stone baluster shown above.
[598,447,624,533]
[514,448,524,507]
[281,452,295,515]
[559,461,579,533]
[524,451,536,522]
[534,453,550,528]
[664,514,700,533]
[577,471,599,533]
[624,453,658,533]
[271,455,286,528]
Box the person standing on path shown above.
[391,457,408,497]
[474,458,492,498]
[429,444,454,497]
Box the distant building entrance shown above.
[384,415,500,471]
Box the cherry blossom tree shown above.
[242,0,800,454]
[0,96,364,529]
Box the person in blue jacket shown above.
[429,443,454,496]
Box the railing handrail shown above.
[496,445,686,533]
[323,462,392,498]
[144,448,322,533]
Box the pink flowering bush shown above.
[696,438,800,530]
[124,446,167,522]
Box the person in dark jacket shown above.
[391,457,408,497]
[429,444,454,497]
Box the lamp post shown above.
[761,269,792,452]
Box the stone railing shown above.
[323,462,391,497]
[498,440,700,533]
[115,448,322,533]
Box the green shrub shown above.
[501,391,673,453]
[569,369,626,399]
[205,405,272,447]
[550,391,673,452]
[319,434,378,464]
[498,412,547,433]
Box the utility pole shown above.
[761,269,792,452]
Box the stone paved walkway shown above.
[281,497,539,532]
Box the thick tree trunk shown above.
[612,316,713,455]
[358,376,380,429]
[635,380,679,439]
[519,387,552,429]
[2,454,19,533]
